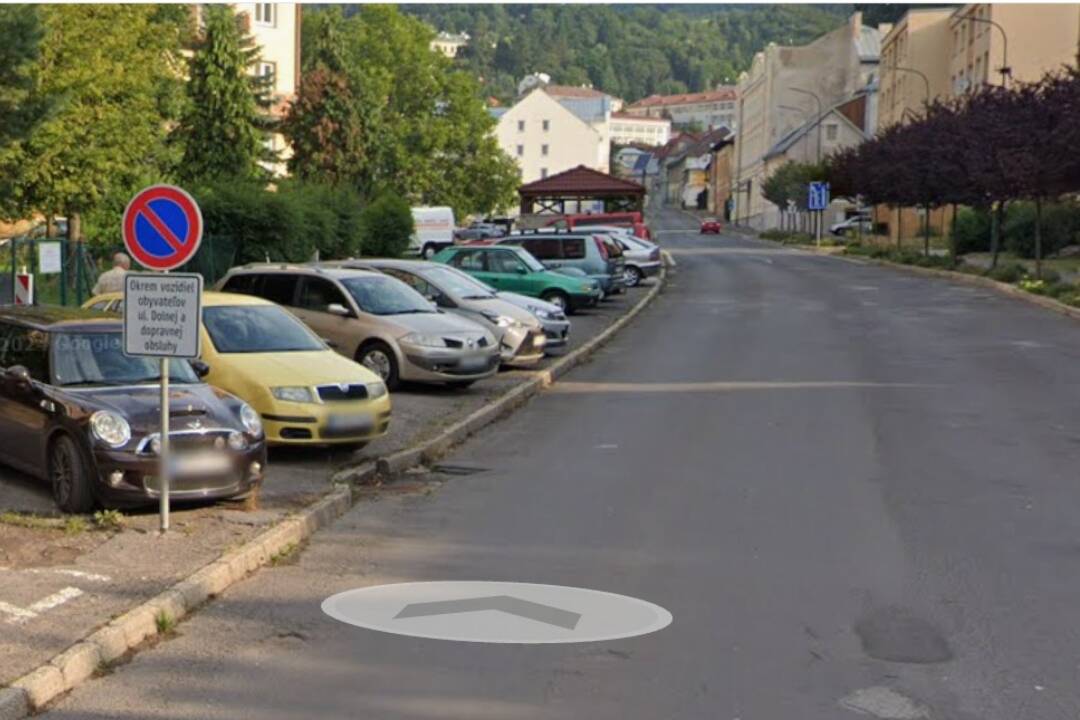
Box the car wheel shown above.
[357,341,400,391]
[623,266,643,288]
[540,290,570,313]
[50,434,94,514]
[422,244,437,260]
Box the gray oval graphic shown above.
[322,581,673,644]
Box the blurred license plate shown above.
[327,413,373,432]
[171,452,232,476]
[459,356,489,371]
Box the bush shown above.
[192,180,365,267]
[953,207,991,255]
[1003,201,1080,259]
[359,192,414,258]
[759,229,789,241]
[987,262,1027,283]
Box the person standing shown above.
[92,252,131,295]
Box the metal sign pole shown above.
[159,355,170,533]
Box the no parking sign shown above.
[122,184,203,271]
[120,184,205,533]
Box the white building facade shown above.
[609,113,672,147]
[494,89,606,186]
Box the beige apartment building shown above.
[733,12,881,229]
[949,3,1080,95]
[609,113,672,147]
[494,89,607,187]
[879,8,956,129]
[232,3,301,176]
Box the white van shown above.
[409,206,456,259]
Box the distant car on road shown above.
[0,306,266,512]
[217,265,499,390]
[829,216,873,237]
[433,245,602,314]
[700,218,723,234]
[83,292,392,447]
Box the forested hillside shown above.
[396,4,849,103]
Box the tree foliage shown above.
[0,5,185,233]
[761,161,827,212]
[824,69,1080,270]
[289,6,519,217]
[175,5,274,183]
[400,4,846,103]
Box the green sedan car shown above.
[433,245,602,313]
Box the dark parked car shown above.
[0,306,266,512]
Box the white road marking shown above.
[595,444,619,450]
[661,250,676,267]
[840,687,929,719]
[551,380,937,395]
[0,586,85,624]
[23,568,112,582]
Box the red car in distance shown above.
[700,218,723,234]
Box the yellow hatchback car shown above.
[83,291,391,446]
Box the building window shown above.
[540,168,548,179]
[542,119,550,131]
[516,145,524,157]
[257,61,276,85]
[517,120,525,132]
[541,144,549,156]
[254,3,274,26]
[825,124,838,141]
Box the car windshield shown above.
[51,332,199,387]
[511,249,546,273]
[340,275,436,315]
[423,266,496,299]
[204,305,324,354]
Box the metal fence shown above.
[1,234,237,307]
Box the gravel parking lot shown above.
[0,279,654,688]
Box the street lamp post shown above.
[964,15,1011,86]
[788,87,822,163]
[880,65,932,109]
[779,104,811,163]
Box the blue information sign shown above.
[808,182,830,211]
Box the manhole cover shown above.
[322,581,673,644]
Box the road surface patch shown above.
[839,687,930,719]
[549,380,938,395]
[322,581,672,644]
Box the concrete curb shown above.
[0,267,668,717]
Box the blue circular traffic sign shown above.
[122,185,203,271]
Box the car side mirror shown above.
[4,365,31,384]
[516,267,528,275]
[190,360,211,378]
[327,303,351,317]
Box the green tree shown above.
[360,192,415,257]
[0,5,185,241]
[175,5,273,183]
[0,4,44,219]
[299,6,518,216]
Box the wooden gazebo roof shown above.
[518,165,646,214]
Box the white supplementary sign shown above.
[38,242,62,274]
[123,272,202,359]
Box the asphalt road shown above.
[45,210,1080,720]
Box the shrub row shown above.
[952,201,1080,258]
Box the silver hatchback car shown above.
[217,265,499,389]
[327,259,548,367]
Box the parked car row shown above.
[0,234,663,513]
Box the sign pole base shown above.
[160,356,170,534]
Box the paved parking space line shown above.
[1,586,84,625]
[22,568,112,583]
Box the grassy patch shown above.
[155,610,176,635]
[269,542,299,566]
[92,509,126,531]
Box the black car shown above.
[0,306,266,512]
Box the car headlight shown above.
[271,386,314,403]
[227,431,248,451]
[90,411,131,448]
[239,402,263,437]
[366,381,388,400]
[581,283,595,292]
[529,306,555,320]
[402,333,446,348]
